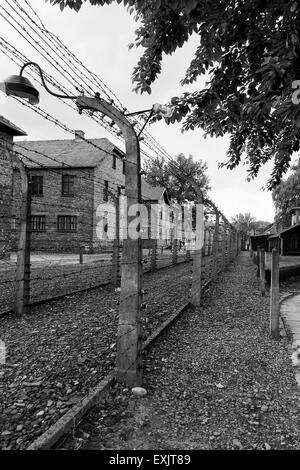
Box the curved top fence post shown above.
[76,95,143,387]
[11,154,31,316]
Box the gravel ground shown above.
[0,252,188,315]
[60,252,300,451]
[0,261,191,450]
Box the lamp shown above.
[1,62,175,122]
[0,74,40,105]
[0,62,77,105]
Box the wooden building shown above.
[258,208,300,256]
[250,222,277,252]
[279,223,300,256]
[249,234,270,252]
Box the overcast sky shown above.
[0,0,294,222]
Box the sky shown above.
[0,0,294,222]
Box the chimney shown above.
[74,130,85,141]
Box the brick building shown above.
[12,132,173,253]
[0,116,26,259]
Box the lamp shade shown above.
[0,75,39,105]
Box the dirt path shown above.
[61,252,300,450]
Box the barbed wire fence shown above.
[0,103,241,389]
[0,0,241,393]
[0,146,240,378]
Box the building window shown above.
[291,238,298,249]
[31,215,46,232]
[113,154,117,169]
[62,175,75,196]
[57,215,77,232]
[103,180,108,202]
[31,175,43,196]
[117,186,121,197]
[122,161,126,175]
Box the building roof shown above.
[262,222,277,235]
[15,135,171,203]
[250,233,270,239]
[141,179,170,204]
[279,222,300,236]
[268,233,280,239]
[0,115,26,137]
[268,223,300,239]
[250,222,280,239]
[250,222,277,238]
[15,137,119,168]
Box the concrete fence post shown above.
[259,247,266,297]
[172,238,178,265]
[225,224,229,267]
[236,232,240,255]
[208,228,213,279]
[256,246,261,277]
[212,211,220,281]
[79,246,84,265]
[13,157,31,316]
[204,228,208,257]
[111,195,120,286]
[222,223,227,271]
[117,131,143,386]
[191,200,204,307]
[226,226,230,266]
[208,229,211,256]
[111,240,120,285]
[234,231,238,258]
[227,228,231,264]
[151,240,157,271]
[270,248,280,340]
[63,94,143,387]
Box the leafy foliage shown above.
[253,220,274,234]
[143,153,210,203]
[47,0,300,188]
[272,159,300,227]
[231,213,256,236]
[231,213,271,253]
